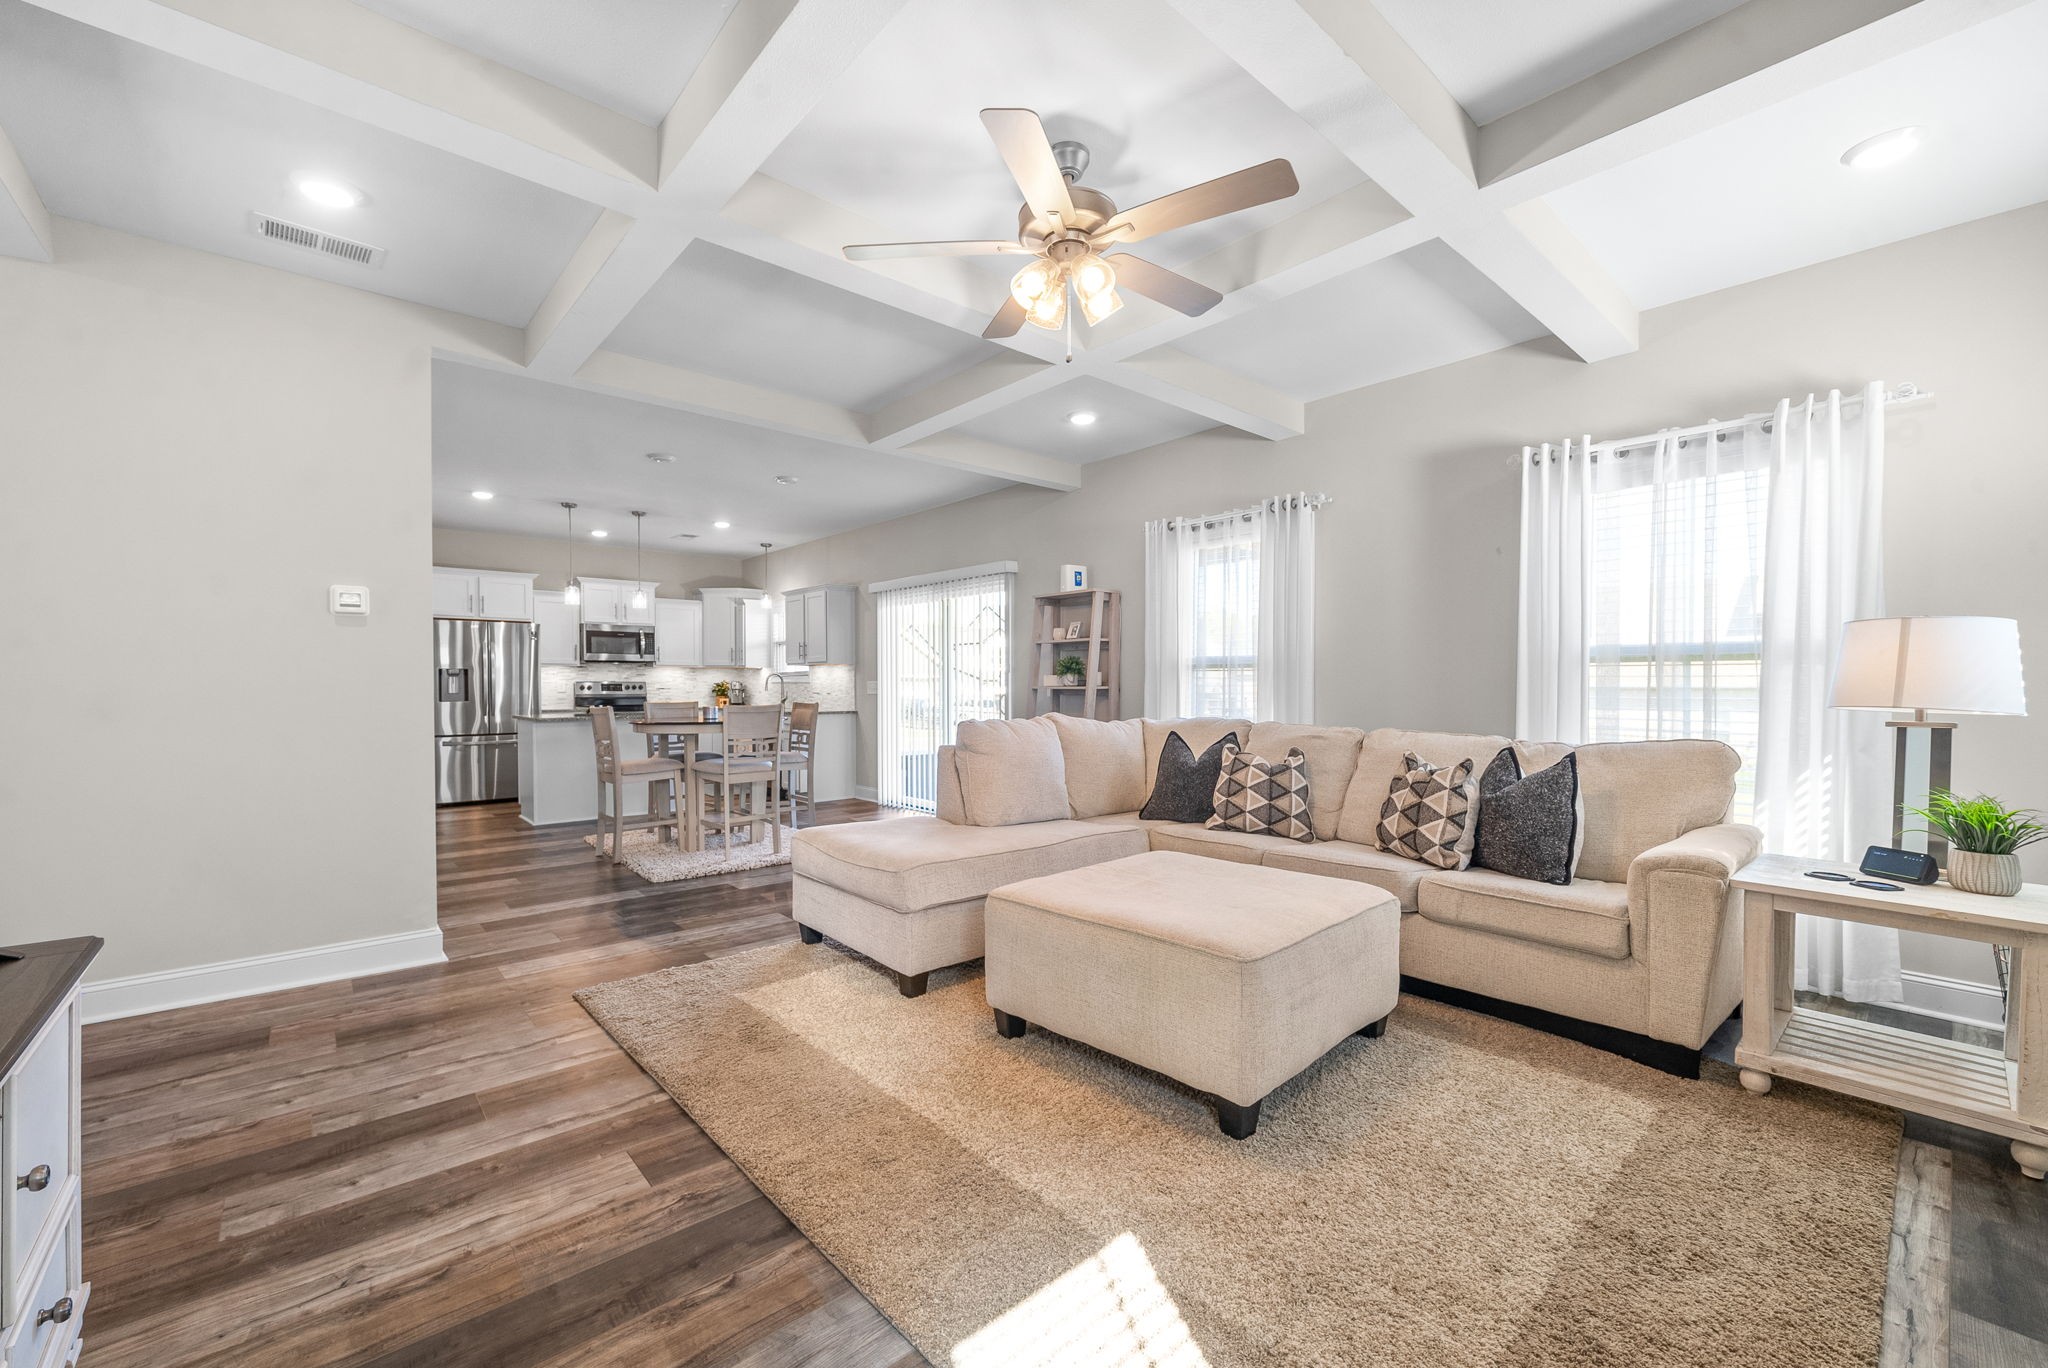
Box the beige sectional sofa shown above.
[790,715,1761,1072]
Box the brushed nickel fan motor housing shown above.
[1016,140,1113,253]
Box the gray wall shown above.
[745,202,2048,925]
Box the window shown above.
[1584,432,1769,819]
[874,565,1012,812]
[1183,526,1260,717]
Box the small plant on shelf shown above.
[1906,789,2044,896]
[710,680,732,711]
[1055,655,1087,687]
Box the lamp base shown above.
[1885,718,1955,866]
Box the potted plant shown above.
[1055,655,1087,687]
[1907,790,2045,896]
[710,680,732,714]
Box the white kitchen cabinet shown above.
[575,578,655,626]
[432,567,535,621]
[785,584,856,665]
[744,599,771,668]
[533,590,579,665]
[699,589,770,668]
[654,598,703,666]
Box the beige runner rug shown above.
[577,944,1897,1368]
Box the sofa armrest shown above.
[1627,822,1762,1049]
[935,745,965,825]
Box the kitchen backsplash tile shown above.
[536,662,856,712]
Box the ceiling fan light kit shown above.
[843,108,1298,341]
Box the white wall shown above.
[0,219,515,995]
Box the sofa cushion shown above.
[955,717,1067,826]
[1140,729,1242,823]
[1259,840,1433,912]
[1337,728,1509,845]
[1246,723,1365,840]
[1142,718,1251,790]
[792,816,1147,913]
[1375,753,1481,870]
[1145,823,1278,864]
[1472,747,1583,884]
[934,745,965,825]
[1046,714,1146,818]
[1416,867,1631,959]
[1207,742,1314,842]
[1515,739,1740,884]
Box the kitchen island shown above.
[513,710,858,827]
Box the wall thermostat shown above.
[1061,564,1088,590]
[330,585,370,615]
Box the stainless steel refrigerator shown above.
[433,617,538,804]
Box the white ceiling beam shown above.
[1476,0,2028,200]
[893,434,1082,492]
[0,119,53,261]
[865,355,1062,448]
[24,0,657,210]
[1111,349,1304,440]
[1164,0,1638,362]
[520,0,910,379]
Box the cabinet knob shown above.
[36,1295,74,1328]
[18,1163,50,1192]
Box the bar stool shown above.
[688,705,785,854]
[589,705,685,864]
[779,701,819,827]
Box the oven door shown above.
[580,623,656,663]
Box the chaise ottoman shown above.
[984,850,1401,1138]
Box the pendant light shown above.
[560,501,580,606]
[630,511,648,610]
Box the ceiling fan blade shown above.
[1098,158,1299,244]
[982,296,1028,339]
[980,108,1075,224]
[1106,253,1223,317]
[843,240,1025,261]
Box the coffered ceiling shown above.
[1,0,2041,552]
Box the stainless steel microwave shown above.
[579,622,656,663]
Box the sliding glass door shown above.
[876,568,1012,811]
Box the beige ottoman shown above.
[984,850,1401,1138]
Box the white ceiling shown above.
[352,0,737,127]
[760,0,1364,271]
[1375,0,1749,125]
[0,1,601,327]
[1547,2,2048,309]
[1175,241,1547,401]
[429,360,1006,553]
[954,375,1218,464]
[602,239,998,413]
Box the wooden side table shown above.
[1731,854,2048,1179]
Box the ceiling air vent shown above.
[249,211,386,267]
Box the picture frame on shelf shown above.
[1066,622,1085,640]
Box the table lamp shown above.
[1830,616,2028,863]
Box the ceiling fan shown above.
[843,108,1299,340]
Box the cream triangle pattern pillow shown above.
[1206,742,1315,843]
[1376,751,1479,869]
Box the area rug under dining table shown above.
[576,943,1899,1368]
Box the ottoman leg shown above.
[796,924,823,945]
[993,1008,1027,1038]
[896,970,930,998]
[1357,1012,1391,1038]
[1214,1096,1262,1140]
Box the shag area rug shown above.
[581,825,796,881]
[577,945,1900,1368]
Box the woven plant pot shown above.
[1948,850,2023,897]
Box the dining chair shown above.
[687,704,786,854]
[780,701,819,827]
[588,706,685,864]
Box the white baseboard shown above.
[854,785,878,802]
[1898,968,2007,1029]
[81,927,447,1024]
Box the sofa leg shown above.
[993,1008,1027,1038]
[1357,1012,1390,1039]
[796,924,823,945]
[896,970,929,998]
[1214,1096,1261,1140]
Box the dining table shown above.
[629,712,782,853]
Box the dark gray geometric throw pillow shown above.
[1140,729,1242,823]
[1472,747,1583,884]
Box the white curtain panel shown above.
[1142,517,1182,718]
[1516,437,1595,741]
[1256,494,1317,725]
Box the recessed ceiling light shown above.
[645,452,674,464]
[469,489,493,500]
[1067,411,1098,426]
[590,529,608,538]
[294,174,363,209]
[775,475,799,485]
[1840,127,1921,171]
[713,520,732,530]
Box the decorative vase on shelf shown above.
[1948,850,2023,897]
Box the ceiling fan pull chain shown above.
[1065,296,1074,363]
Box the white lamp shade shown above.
[1830,616,2027,715]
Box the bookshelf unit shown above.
[1030,588,1121,720]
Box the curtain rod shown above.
[1524,384,1931,465]
[1159,492,1333,531]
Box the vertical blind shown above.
[875,567,1012,812]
